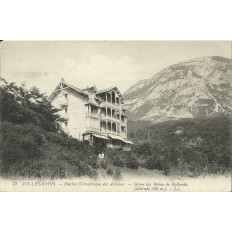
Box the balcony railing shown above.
[100,129,126,138]
[111,131,118,135]
[100,114,120,122]
[86,112,100,119]
[100,114,107,120]
[85,127,127,138]
[100,101,121,109]
[100,129,119,135]
[121,120,126,126]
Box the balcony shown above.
[86,112,100,119]
[121,112,127,117]
[100,114,107,120]
[110,130,119,135]
[112,116,121,122]
[100,101,121,109]
[100,114,120,122]
[100,129,120,135]
[121,120,126,126]
[100,129,110,134]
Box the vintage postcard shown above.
[0,41,231,192]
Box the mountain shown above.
[124,56,232,123]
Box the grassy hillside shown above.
[127,115,232,176]
[0,122,101,179]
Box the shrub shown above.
[113,155,125,167]
[134,142,153,156]
[163,162,171,176]
[188,161,204,177]
[100,160,107,169]
[104,148,117,160]
[0,121,98,179]
[126,155,139,170]
[106,168,113,175]
[143,157,156,170]
[113,169,122,180]
[0,123,43,176]
[142,155,165,171]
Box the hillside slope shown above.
[128,115,232,175]
[124,56,232,122]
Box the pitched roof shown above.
[82,85,97,92]
[66,82,87,95]
[97,86,115,94]
[97,86,123,97]
[49,80,124,101]
[48,79,88,101]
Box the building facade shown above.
[49,79,133,151]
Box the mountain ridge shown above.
[124,56,232,123]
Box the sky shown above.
[0,41,231,96]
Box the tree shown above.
[0,77,64,132]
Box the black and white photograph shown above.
[0,41,231,191]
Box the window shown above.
[65,122,68,127]
[65,108,68,113]
[65,94,68,99]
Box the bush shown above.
[142,155,165,171]
[163,162,171,176]
[106,168,113,175]
[134,142,153,156]
[104,148,117,160]
[0,121,99,179]
[143,157,156,170]
[126,155,139,170]
[113,169,122,180]
[100,160,107,169]
[113,155,125,167]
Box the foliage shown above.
[126,155,139,170]
[130,115,232,176]
[1,77,231,178]
[106,168,113,175]
[100,160,107,169]
[113,169,122,180]
[113,155,125,167]
[0,78,64,132]
[0,121,97,179]
[104,148,117,160]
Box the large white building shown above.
[49,79,133,151]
